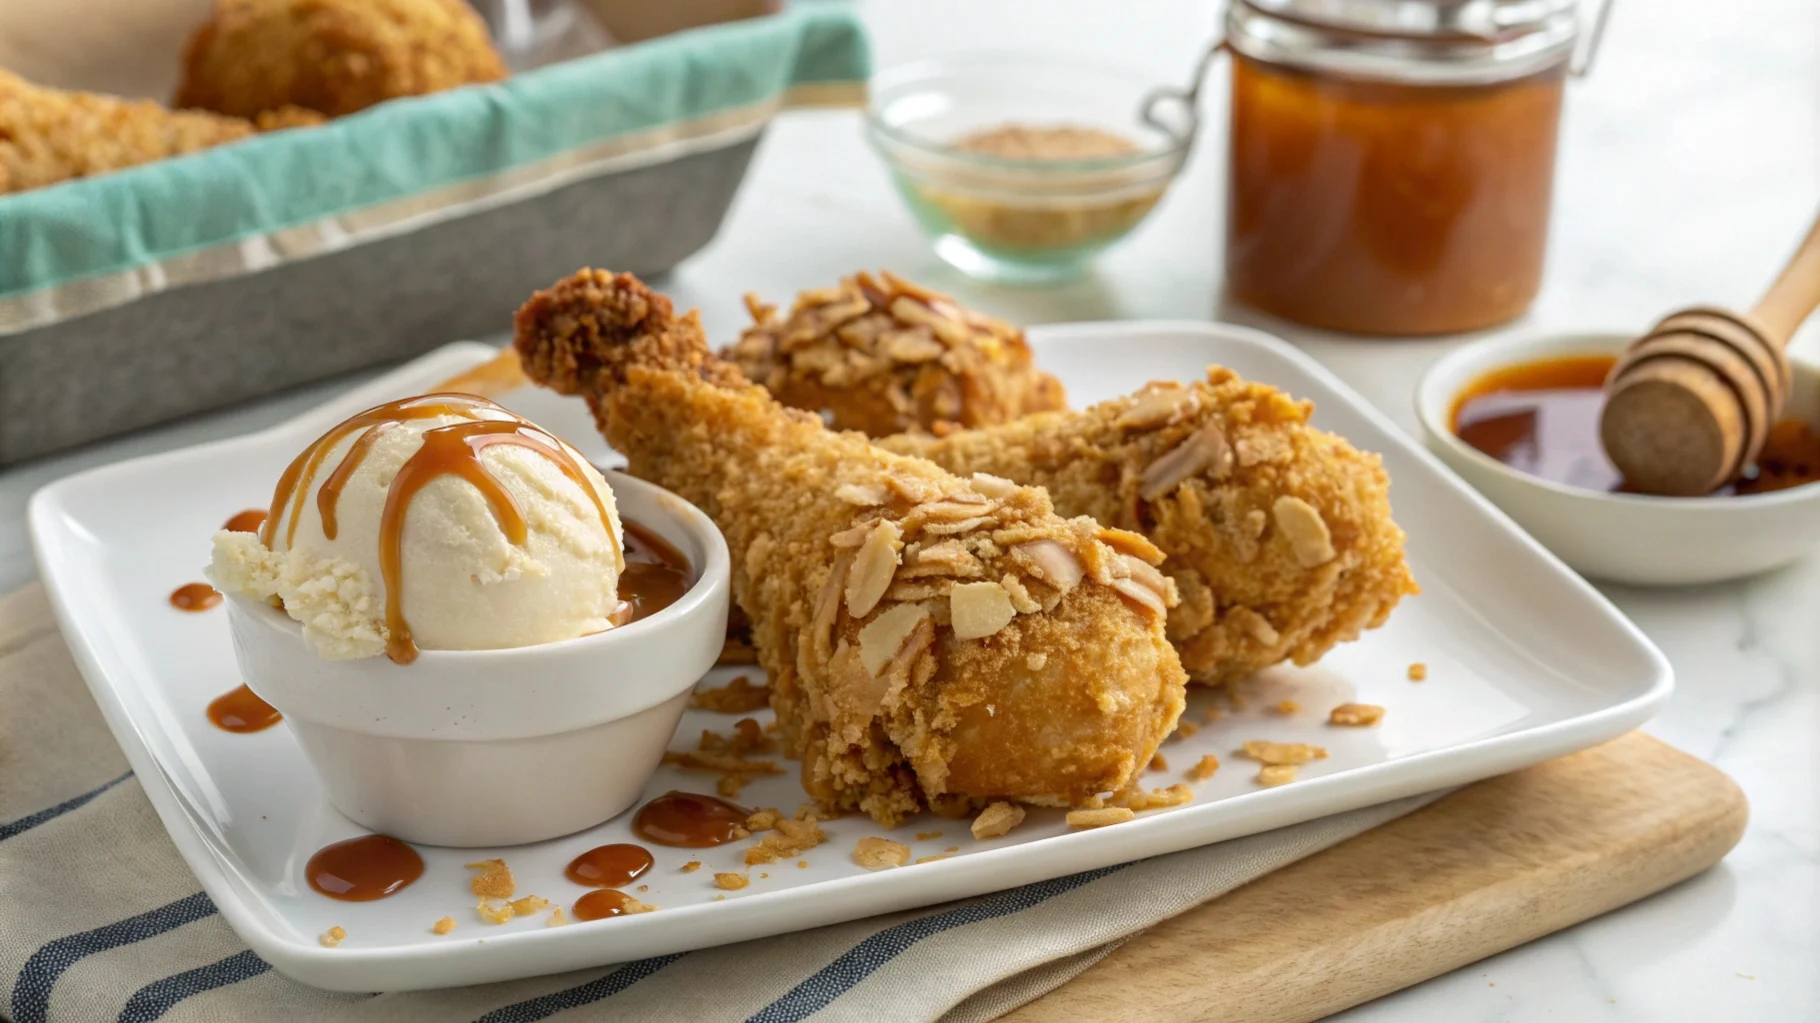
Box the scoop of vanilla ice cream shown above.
[210,406,623,660]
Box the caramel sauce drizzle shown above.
[259,393,623,665]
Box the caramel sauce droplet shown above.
[572,889,644,921]
[170,582,221,612]
[222,509,267,533]
[306,835,423,901]
[207,684,282,733]
[632,791,750,848]
[565,844,655,887]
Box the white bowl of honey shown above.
[223,470,731,847]
[1417,331,1820,586]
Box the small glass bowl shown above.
[868,53,1192,285]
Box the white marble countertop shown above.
[3,0,1815,1018]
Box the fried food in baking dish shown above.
[175,0,507,120]
[725,271,1066,437]
[0,69,319,195]
[514,269,1186,825]
[884,371,1418,685]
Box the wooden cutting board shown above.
[1005,732,1746,1023]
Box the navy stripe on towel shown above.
[116,949,271,1023]
[472,954,685,1023]
[0,771,134,842]
[10,892,217,1023]
[748,863,1128,1023]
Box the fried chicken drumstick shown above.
[884,371,1417,685]
[727,270,1066,437]
[515,270,1186,825]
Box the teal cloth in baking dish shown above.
[0,4,867,314]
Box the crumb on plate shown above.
[1187,754,1220,781]
[745,817,826,865]
[1239,740,1328,766]
[1258,764,1299,787]
[1408,662,1427,682]
[682,861,702,873]
[854,836,911,870]
[971,800,1026,840]
[914,830,943,841]
[1329,703,1385,727]
[1066,807,1135,829]
[714,872,750,890]
[466,858,515,900]
[319,926,345,948]
[432,916,456,936]
[1149,753,1169,772]
[546,907,567,927]
[690,674,769,713]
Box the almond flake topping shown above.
[950,581,1018,640]
[1141,420,1234,500]
[1273,496,1336,568]
[845,520,903,618]
[858,603,932,676]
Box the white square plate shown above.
[30,323,1671,993]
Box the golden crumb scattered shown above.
[745,817,827,865]
[797,860,809,869]
[1187,754,1221,781]
[1149,753,1169,772]
[1176,721,1200,740]
[747,808,783,832]
[1329,703,1385,727]
[1239,740,1328,766]
[714,872,750,890]
[714,894,726,901]
[1066,807,1136,829]
[1272,700,1300,715]
[432,916,456,936]
[476,900,514,925]
[681,861,703,873]
[915,855,950,864]
[1111,784,1194,811]
[700,717,778,758]
[636,885,649,893]
[759,872,769,879]
[971,801,1026,840]
[944,846,959,853]
[319,926,346,948]
[796,803,838,822]
[509,895,549,917]
[690,674,769,713]
[466,858,515,900]
[662,750,784,797]
[1258,764,1299,787]
[1408,662,1427,682]
[546,907,568,927]
[854,836,912,870]
[914,831,943,842]
[621,896,658,915]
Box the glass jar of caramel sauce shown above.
[1221,0,1603,336]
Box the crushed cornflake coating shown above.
[1408,662,1428,682]
[510,895,549,917]
[547,907,568,927]
[1149,753,1169,772]
[715,872,750,890]
[914,831,943,841]
[637,885,649,893]
[970,801,1026,839]
[1272,700,1300,715]
[432,916,456,936]
[1239,740,1328,766]
[915,855,950,864]
[621,896,658,915]
[690,675,769,713]
[681,861,702,873]
[1187,754,1221,781]
[466,859,515,900]
[1174,721,1200,740]
[1258,764,1299,787]
[745,817,827,865]
[797,861,809,869]
[1111,783,1193,811]
[1066,807,1136,828]
[699,717,777,757]
[476,900,514,925]
[320,926,346,948]
[854,836,912,870]
[746,808,783,832]
[1329,703,1385,727]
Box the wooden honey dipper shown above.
[1601,210,1820,496]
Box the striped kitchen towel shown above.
[0,583,1437,1023]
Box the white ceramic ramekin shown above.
[1417,331,1820,586]
[224,471,730,847]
